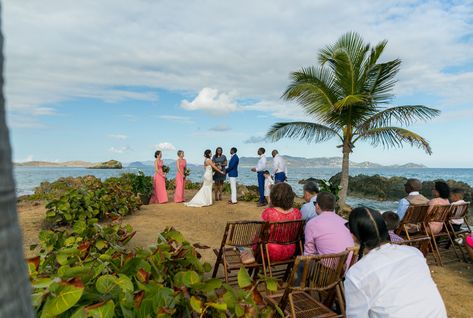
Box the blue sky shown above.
[4,0,473,167]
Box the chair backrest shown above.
[224,221,265,247]
[399,204,429,226]
[426,205,451,223]
[449,202,470,220]
[278,250,350,310]
[265,219,305,246]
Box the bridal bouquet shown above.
[184,168,191,177]
[162,165,170,174]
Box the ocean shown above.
[13,166,473,211]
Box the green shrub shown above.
[45,176,141,227]
[29,225,279,317]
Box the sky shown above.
[4,0,473,167]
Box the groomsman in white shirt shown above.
[272,150,287,183]
[251,147,267,206]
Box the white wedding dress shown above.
[184,164,213,207]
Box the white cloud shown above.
[108,134,128,140]
[159,115,194,124]
[23,155,33,162]
[181,88,239,115]
[244,136,267,144]
[209,124,231,132]
[156,142,176,151]
[5,1,473,120]
[109,146,131,154]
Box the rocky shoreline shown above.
[299,173,473,202]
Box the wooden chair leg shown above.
[429,231,443,266]
[336,283,346,317]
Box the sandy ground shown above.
[18,190,473,317]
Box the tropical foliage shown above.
[266,32,440,207]
[28,223,279,317]
[44,176,141,227]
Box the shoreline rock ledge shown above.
[87,160,122,169]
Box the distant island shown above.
[15,160,94,167]
[15,160,123,169]
[15,156,426,169]
[237,156,427,169]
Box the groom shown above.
[226,147,239,204]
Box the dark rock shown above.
[88,160,122,169]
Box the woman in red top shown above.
[261,182,302,262]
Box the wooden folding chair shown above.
[447,202,471,261]
[263,219,305,280]
[395,204,440,265]
[424,205,454,266]
[212,221,266,283]
[266,250,350,318]
[392,237,431,257]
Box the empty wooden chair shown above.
[263,219,305,279]
[212,221,266,283]
[266,250,350,318]
[392,237,431,257]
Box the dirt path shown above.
[17,192,473,317]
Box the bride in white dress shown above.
[185,149,224,207]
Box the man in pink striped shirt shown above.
[304,192,354,256]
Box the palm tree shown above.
[267,32,440,208]
[0,4,34,316]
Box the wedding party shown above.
[151,146,289,208]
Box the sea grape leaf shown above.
[40,283,84,318]
[190,296,202,314]
[87,300,115,318]
[96,275,118,294]
[208,302,227,311]
[265,277,278,292]
[237,267,252,288]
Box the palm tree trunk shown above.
[338,145,350,209]
[0,5,34,316]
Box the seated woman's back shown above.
[261,183,301,262]
[345,244,446,317]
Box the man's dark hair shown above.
[263,170,270,175]
[382,211,400,231]
[434,181,450,199]
[316,192,335,211]
[270,182,295,210]
[258,147,266,154]
[349,207,389,258]
[231,147,237,153]
[405,178,422,192]
[303,181,319,195]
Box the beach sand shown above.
[18,191,473,317]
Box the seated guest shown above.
[304,192,354,256]
[345,207,447,317]
[261,183,302,262]
[428,181,450,235]
[396,178,429,220]
[300,181,319,221]
[450,188,466,232]
[382,211,403,242]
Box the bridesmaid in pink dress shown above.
[150,150,168,204]
[174,150,186,203]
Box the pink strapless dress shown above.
[150,160,168,204]
[174,159,186,203]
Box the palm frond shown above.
[357,105,440,131]
[356,126,433,154]
[365,59,401,104]
[334,94,368,110]
[266,122,341,143]
[282,66,339,123]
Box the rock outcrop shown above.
[88,160,123,169]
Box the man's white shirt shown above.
[255,155,267,172]
[272,154,287,175]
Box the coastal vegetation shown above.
[266,32,440,207]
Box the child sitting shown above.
[450,188,466,232]
[383,211,403,242]
[263,170,274,204]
